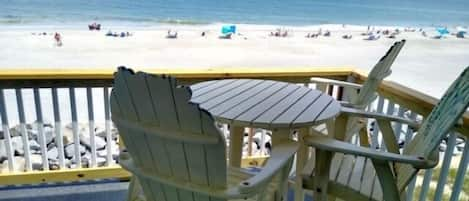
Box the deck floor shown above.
[0,180,313,201]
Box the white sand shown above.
[0,24,468,99]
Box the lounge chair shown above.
[364,34,380,40]
[342,34,352,39]
[302,67,469,201]
[111,67,299,201]
[166,33,177,39]
[310,40,406,141]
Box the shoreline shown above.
[0,23,467,32]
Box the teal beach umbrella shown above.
[436,27,449,36]
[222,25,236,34]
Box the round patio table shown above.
[190,79,340,129]
[190,79,341,201]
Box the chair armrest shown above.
[310,77,363,90]
[237,141,299,194]
[120,142,299,199]
[340,107,421,130]
[304,133,437,169]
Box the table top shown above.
[190,79,341,128]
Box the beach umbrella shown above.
[222,25,236,34]
[436,27,449,36]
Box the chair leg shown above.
[371,159,401,201]
[128,177,141,201]
[272,129,293,201]
[294,128,309,201]
[313,150,333,201]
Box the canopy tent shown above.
[221,25,236,35]
[436,27,449,36]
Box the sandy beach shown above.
[0,24,468,99]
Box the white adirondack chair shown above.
[311,40,405,141]
[110,67,299,201]
[302,67,469,201]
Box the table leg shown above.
[294,127,309,201]
[229,126,244,167]
[272,128,293,201]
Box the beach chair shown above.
[310,40,405,141]
[111,67,299,201]
[302,67,469,201]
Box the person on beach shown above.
[166,30,178,39]
[54,32,62,47]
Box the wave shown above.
[0,14,210,26]
[157,18,210,25]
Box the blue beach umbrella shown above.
[436,27,449,36]
[222,25,236,34]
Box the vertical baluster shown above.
[433,132,457,201]
[33,88,49,170]
[394,106,406,140]
[449,139,469,201]
[0,89,15,171]
[404,112,418,201]
[260,129,266,156]
[380,100,395,150]
[336,86,344,101]
[87,87,97,167]
[103,87,113,165]
[327,85,334,96]
[52,88,65,168]
[69,87,81,168]
[15,89,32,171]
[371,97,384,148]
[418,169,434,201]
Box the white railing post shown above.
[449,139,469,201]
[418,169,434,201]
[104,87,113,166]
[371,97,384,148]
[15,89,32,171]
[0,89,15,172]
[433,132,457,201]
[404,112,418,201]
[52,88,66,169]
[33,88,49,170]
[69,87,81,168]
[87,87,97,167]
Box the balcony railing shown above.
[0,67,467,201]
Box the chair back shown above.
[353,40,406,108]
[397,67,469,191]
[111,67,227,201]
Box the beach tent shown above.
[436,27,449,36]
[456,26,466,38]
[221,25,236,34]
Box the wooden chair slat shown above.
[329,153,344,181]
[348,156,366,191]
[359,158,375,198]
[336,155,355,185]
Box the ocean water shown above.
[1,0,469,27]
